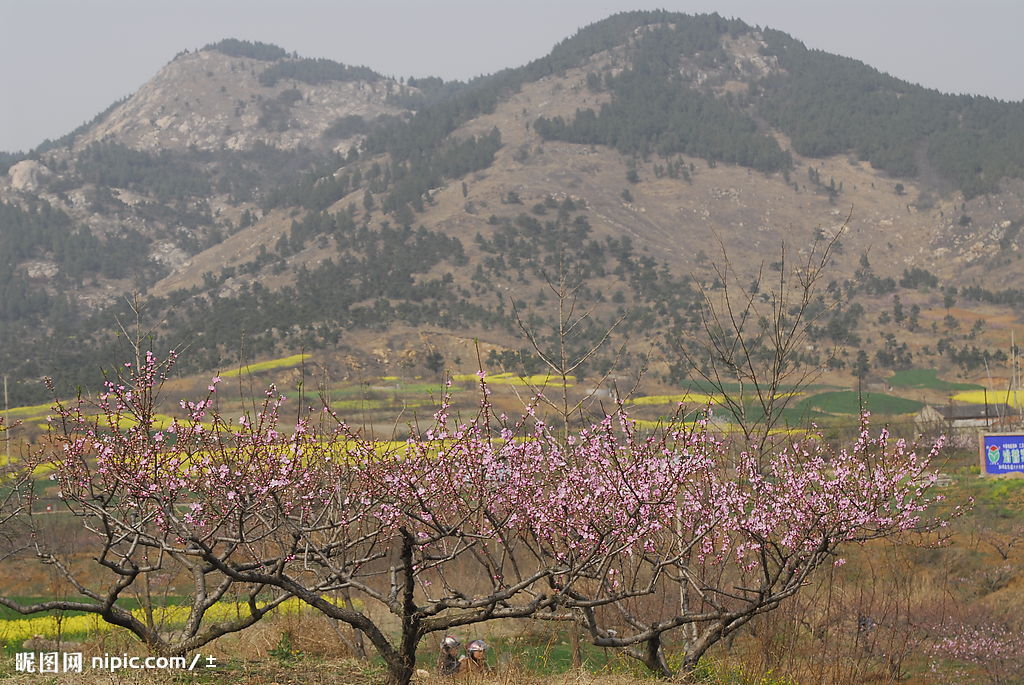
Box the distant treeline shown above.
[205,39,382,87]
[204,38,288,62]
[258,58,382,87]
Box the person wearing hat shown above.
[438,635,462,676]
[458,639,493,674]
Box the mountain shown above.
[1,14,1022,404]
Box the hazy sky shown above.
[3,0,1022,153]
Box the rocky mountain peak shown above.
[75,47,408,153]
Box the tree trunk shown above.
[341,588,367,659]
[386,663,415,685]
[571,623,583,670]
[681,623,727,677]
[643,635,673,679]
[391,527,421,685]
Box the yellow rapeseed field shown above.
[0,598,314,644]
[219,354,310,378]
[452,372,576,387]
[952,389,1024,408]
[626,392,720,406]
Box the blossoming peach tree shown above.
[5,352,951,684]
[1,352,293,656]
[549,419,951,677]
[929,617,1024,684]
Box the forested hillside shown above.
[532,12,1024,196]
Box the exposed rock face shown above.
[671,30,782,95]
[75,50,409,152]
[8,160,52,192]
[21,260,59,279]
[149,241,191,270]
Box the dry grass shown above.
[0,661,656,685]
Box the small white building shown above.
[915,403,1019,430]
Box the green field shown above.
[887,368,983,391]
[798,391,924,415]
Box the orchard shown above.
[0,352,956,684]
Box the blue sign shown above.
[982,434,1024,475]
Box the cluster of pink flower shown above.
[930,621,1024,684]
[48,354,949,567]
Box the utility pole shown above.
[1014,330,1021,429]
[3,375,8,456]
